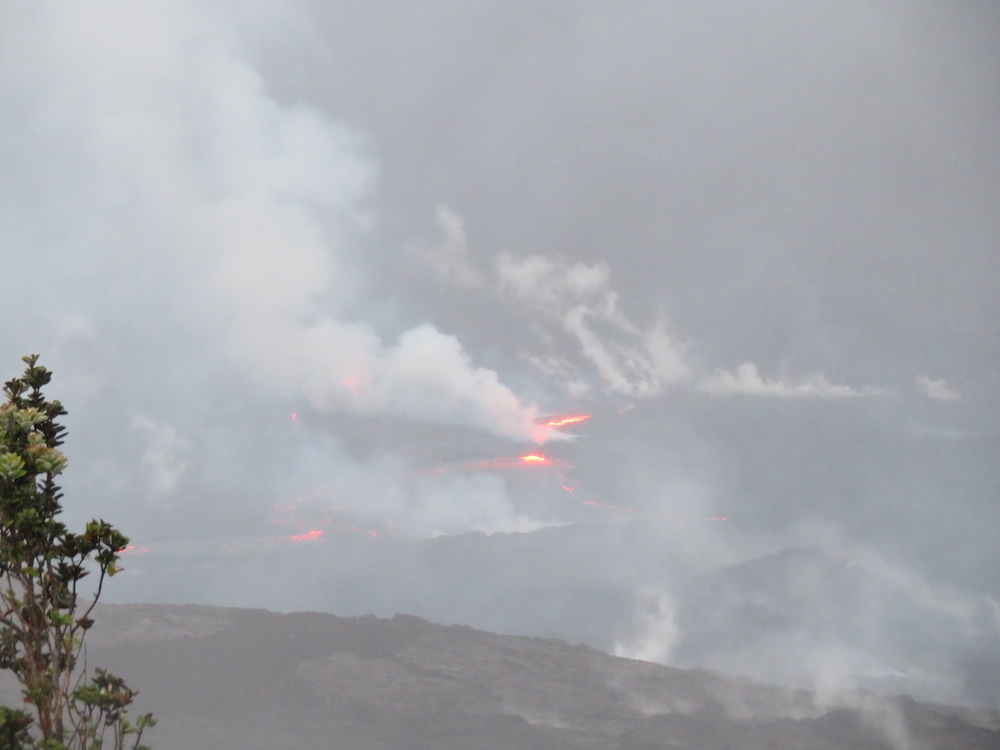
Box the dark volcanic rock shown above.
[3,603,997,749]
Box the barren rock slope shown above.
[4,603,995,750]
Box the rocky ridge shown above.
[0,603,977,749]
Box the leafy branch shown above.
[0,356,154,750]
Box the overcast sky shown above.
[2,0,998,708]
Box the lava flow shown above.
[290,529,324,542]
[441,448,634,521]
[520,454,548,463]
[458,454,571,471]
[532,413,591,443]
[541,415,591,429]
[270,484,388,544]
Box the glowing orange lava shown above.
[269,483,389,544]
[541,415,591,429]
[451,452,634,520]
[459,455,569,471]
[290,529,324,542]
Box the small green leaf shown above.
[0,452,26,480]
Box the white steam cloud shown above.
[412,206,696,397]
[915,375,963,403]
[409,204,485,288]
[1,1,548,443]
[414,206,882,401]
[496,252,692,397]
[700,362,881,399]
[129,414,192,495]
[613,588,682,664]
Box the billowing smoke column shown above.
[1,0,553,449]
[276,322,549,441]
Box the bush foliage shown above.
[0,355,153,750]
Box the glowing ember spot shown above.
[542,415,591,429]
[291,412,297,422]
[290,530,324,542]
[118,544,149,555]
[521,454,549,464]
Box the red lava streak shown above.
[460,455,569,471]
[542,415,591,429]
[270,485,387,543]
[448,451,633,520]
[290,530,324,542]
